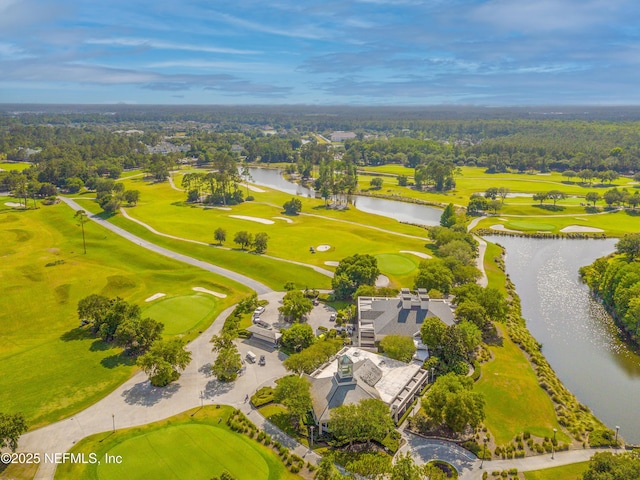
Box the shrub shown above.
[251,386,275,407]
[246,195,254,201]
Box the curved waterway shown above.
[247,166,640,442]
[485,236,640,443]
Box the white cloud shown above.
[86,37,260,55]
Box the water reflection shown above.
[486,236,640,442]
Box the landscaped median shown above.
[53,406,307,480]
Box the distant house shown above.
[305,347,430,431]
[330,131,357,142]
[357,288,455,348]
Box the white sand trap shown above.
[560,225,604,233]
[145,293,166,302]
[229,215,274,224]
[375,274,390,288]
[400,250,432,259]
[317,244,331,252]
[324,261,340,266]
[243,183,266,193]
[490,224,520,233]
[273,216,293,223]
[192,287,227,298]
[5,202,23,207]
[214,207,232,211]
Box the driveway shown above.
[400,431,478,476]
[255,291,337,334]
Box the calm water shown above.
[247,166,640,441]
[486,236,640,443]
[247,167,442,226]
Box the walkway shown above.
[58,197,271,295]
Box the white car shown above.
[254,306,265,316]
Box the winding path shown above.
[59,197,271,295]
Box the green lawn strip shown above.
[475,325,568,446]
[523,461,588,480]
[474,209,640,236]
[54,406,300,480]
[142,294,218,335]
[259,404,309,447]
[483,240,507,295]
[0,202,247,429]
[0,161,31,171]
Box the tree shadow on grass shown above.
[90,339,112,351]
[532,204,565,212]
[60,327,94,342]
[122,381,181,406]
[101,352,135,369]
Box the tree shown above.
[233,231,253,250]
[279,290,313,321]
[582,452,640,480]
[413,259,453,294]
[533,192,547,205]
[137,338,192,387]
[123,189,140,206]
[273,375,312,422]
[563,170,577,182]
[585,191,600,206]
[332,254,380,299]
[369,177,383,189]
[455,300,488,330]
[66,177,84,193]
[467,194,488,214]
[211,345,242,382]
[253,232,269,254]
[420,316,446,350]
[380,335,416,363]
[487,199,502,214]
[604,188,624,206]
[397,175,408,186]
[316,456,350,480]
[329,399,393,447]
[214,227,226,245]
[346,454,391,479]
[497,187,510,204]
[78,293,111,325]
[478,287,508,322]
[283,338,343,374]
[0,412,28,452]
[440,203,456,228]
[457,320,482,354]
[281,323,315,351]
[283,197,302,215]
[616,233,640,260]
[422,373,485,432]
[74,209,89,254]
[484,187,498,200]
[114,316,164,355]
[391,452,445,480]
[546,190,566,206]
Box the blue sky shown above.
[1,0,639,105]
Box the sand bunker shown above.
[324,261,340,267]
[4,202,23,207]
[145,293,166,302]
[316,245,331,252]
[214,207,232,211]
[490,224,520,233]
[273,216,293,223]
[400,250,432,259]
[243,183,266,193]
[229,215,275,224]
[560,225,604,233]
[375,274,390,288]
[192,287,227,298]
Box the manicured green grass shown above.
[475,325,568,446]
[375,253,419,275]
[523,461,588,480]
[0,161,31,171]
[0,202,247,429]
[54,406,300,480]
[142,294,218,335]
[483,240,507,295]
[506,220,557,231]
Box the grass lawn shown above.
[75,175,434,289]
[0,202,248,429]
[142,294,218,335]
[523,461,588,480]
[483,240,507,295]
[375,253,419,275]
[53,406,300,480]
[259,404,309,447]
[475,325,568,446]
[0,161,31,171]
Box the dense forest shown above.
[3,105,640,207]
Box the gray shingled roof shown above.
[365,298,455,338]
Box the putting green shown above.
[97,424,270,480]
[142,294,216,335]
[375,253,418,275]
[506,220,557,232]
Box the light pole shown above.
[112,414,115,433]
[615,426,620,447]
[480,437,488,469]
[552,428,557,459]
[430,367,434,383]
[310,426,314,449]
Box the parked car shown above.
[258,355,266,366]
[329,313,337,322]
[313,298,319,306]
[246,351,257,363]
[254,306,265,316]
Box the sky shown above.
[1,0,639,106]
